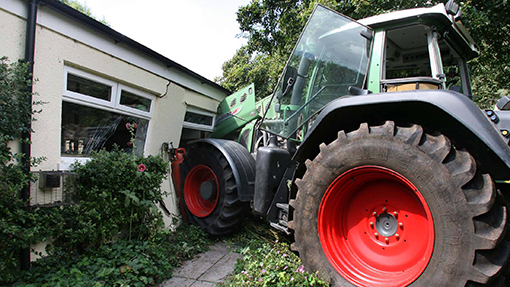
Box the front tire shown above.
[180,142,247,236]
[289,121,510,286]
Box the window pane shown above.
[184,111,213,126]
[120,90,151,112]
[260,6,372,138]
[61,102,148,157]
[67,73,111,101]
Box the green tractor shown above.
[172,2,510,286]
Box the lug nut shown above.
[373,211,377,216]
[399,222,404,229]
[395,234,400,240]
[382,207,387,212]
[374,233,379,238]
[370,222,374,228]
[385,237,389,244]
[393,211,398,218]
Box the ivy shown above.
[0,56,42,283]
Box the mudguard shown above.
[187,139,256,201]
[294,89,510,180]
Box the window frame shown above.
[60,66,155,170]
[63,66,155,119]
[63,66,117,109]
[183,106,216,132]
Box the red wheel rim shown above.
[184,165,219,217]
[318,166,434,287]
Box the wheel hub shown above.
[375,211,398,237]
[199,180,216,200]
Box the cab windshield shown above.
[260,5,373,139]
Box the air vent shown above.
[240,93,247,103]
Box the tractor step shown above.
[270,222,291,235]
[276,203,289,212]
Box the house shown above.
[0,0,229,227]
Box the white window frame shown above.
[60,66,156,170]
[183,106,216,132]
[63,66,155,119]
[63,67,117,109]
[116,84,156,119]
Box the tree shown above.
[215,47,284,99]
[219,0,510,108]
[59,0,109,26]
[461,0,510,107]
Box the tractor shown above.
[171,2,510,286]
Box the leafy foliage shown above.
[0,56,42,283]
[13,224,212,287]
[220,220,329,286]
[461,0,510,107]
[219,0,510,108]
[0,56,37,140]
[58,0,109,26]
[3,147,209,286]
[52,149,169,250]
[216,47,285,99]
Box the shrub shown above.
[14,223,212,287]
[0,56,43,283]
[50,149,170,251]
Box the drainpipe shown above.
[20,0,38,271]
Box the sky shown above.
[76,0,252,82]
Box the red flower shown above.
[138,164,146,172]
[125,123,137,130]
[127,142,132,147]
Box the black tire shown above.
[180,142,247,236]
[289,121,510,286]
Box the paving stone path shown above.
[159,242,241,287]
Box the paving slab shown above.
[159,277,195,287]
[159,242,240,287]
[200,251,242,282]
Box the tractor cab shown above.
[259,2,478,142]
[360,1,478,96]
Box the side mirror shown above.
[349,86,372,96]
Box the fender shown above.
[294,89,510,180]
[187,139,256,201]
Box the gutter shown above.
[21,0,38,271]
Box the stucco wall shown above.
[0,9,25,60]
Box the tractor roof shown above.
[358,3,479,60]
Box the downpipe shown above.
[21,0,38,271]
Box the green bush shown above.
[0,56,43,283]
[49,149,170,251]
[14,223,212,287]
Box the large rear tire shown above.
[180,142,247,236]
[289,121,510,286]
